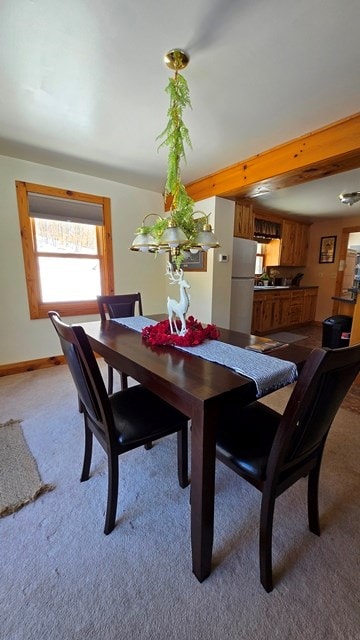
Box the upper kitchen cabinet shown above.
[266,219,310,267]
[234,200,311,266]
[234,202,254,239]
[281,220,310,266]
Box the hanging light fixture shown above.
[130,213,160,252]
[130,49,219,266]
[338,191,360,206]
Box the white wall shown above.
[0,158,236,367]
[0,155,166,365]
[164,197,235,326]
[304,214,360,322]
[210,197,235,327]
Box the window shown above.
[16,181,114,319]
[255,243,265,275]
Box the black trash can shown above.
[322,315,353,348]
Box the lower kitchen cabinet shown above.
[302,288,318,323]
[251,287,318,334]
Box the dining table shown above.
[80,315,311,582]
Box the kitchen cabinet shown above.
[234,203,310,267]
[281,220,309,266]
[280,220,297,265]
[234,202,254,239]
[251,296,264,334]
[265,220,310,267]
[251,291,285,334]
[302,288,318,323]
[251,287,318,334]
[261,297,277,333]
[288,290,304,325]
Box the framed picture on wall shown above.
[319,236,336,264]
[178,251,207,272]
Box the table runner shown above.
[112,316,298,397]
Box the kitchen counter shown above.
[331,294,356,318]
[252,286,318,334]
[254,285,318,291]
[331,295,356,304]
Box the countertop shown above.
[331,295,356,304]
[254,285,319,291]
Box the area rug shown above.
[0,419,53,517]
[266,331,308,343]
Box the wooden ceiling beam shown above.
[185,112,360,202]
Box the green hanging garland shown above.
[144,68,207,267]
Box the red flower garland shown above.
[142,315,219,347]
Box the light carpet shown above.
[0,419,53,517]
[265,331,308,343]
[0,365,359,640]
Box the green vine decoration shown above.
[157,73,193,211]
[146,67,207,267]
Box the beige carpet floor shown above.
[0,363,359,640]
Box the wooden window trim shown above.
[16,181,114,319]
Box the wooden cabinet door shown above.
[280,220,310,266]
[294,223,309,266]
[289,290,304,324]
[261,299,275,332]
[280,220,297,265]
[234,202,254,239]
[251,298,263,333]
[278,293,291,327]
[302,289,318,322]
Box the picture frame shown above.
[180,251,207,272]
[319,236,336,264]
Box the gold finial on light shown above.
[164,49,189,71]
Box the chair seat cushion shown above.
[110,385,188,448]
[216,401,281,481]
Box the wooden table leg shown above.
[190,403,217,582]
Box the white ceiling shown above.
[252,169,360,220]
[1,0,360,219]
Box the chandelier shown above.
[130,49,219,267]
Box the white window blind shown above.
[28,193,103,226]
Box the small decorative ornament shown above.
[142,316,219,347]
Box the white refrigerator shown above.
[230,237,257,333]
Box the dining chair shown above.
[48,310,189,535]
[216,343,360,592]
[97,293,143,394]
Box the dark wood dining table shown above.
[81,315,311,582]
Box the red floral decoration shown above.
[142,315,219,347]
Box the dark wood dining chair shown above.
[97,293,143,394]
[48,311,189,535]
[216,343,360,592]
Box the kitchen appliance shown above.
[230,237,257,333]
[291,272,304,286]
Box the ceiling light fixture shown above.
[338,191,360,206]
[251,186,272,198]
[130,49,219,267]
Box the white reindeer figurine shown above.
[166,264,191,336]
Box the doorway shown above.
[334,226,360,305]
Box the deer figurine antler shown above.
[166,263,191,336]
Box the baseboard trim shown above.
[0,355,66,377]
[0,351,103,377]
